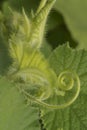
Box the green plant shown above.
[0,0,87,130]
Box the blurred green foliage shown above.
[54,0,87,49]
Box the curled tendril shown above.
[57,71,75,91]
[20,71,80,109]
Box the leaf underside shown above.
[0,78,40,130]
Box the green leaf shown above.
[0,77,40,130]
[54,0,87,49]
[41,44,87,130]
